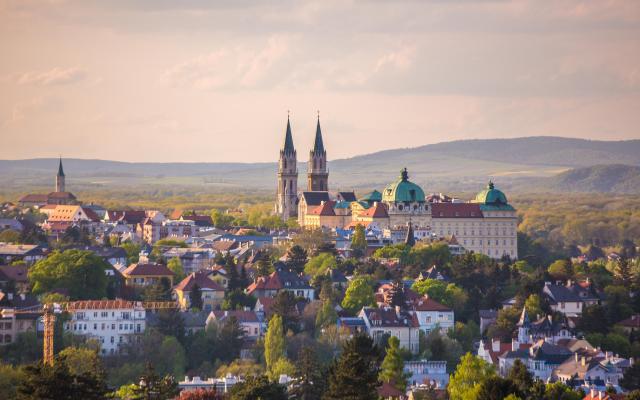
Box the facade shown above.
[411,296,455,334]
[275,116,298,221]
[0,308,38,345]
[359,306,421,354]
[246,268,315,300]
[206,310,265,338]
[543,280,602,317]
[121,262,174,288]
[404,360,449,388]
[174,271,225,311]
[64,300,146,355]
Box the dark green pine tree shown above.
[239,264,249,287]
[507,358,533,397]
[323,334,382,400]
[226,254,241,290]
[289,346,326,400]
[286,245,308,274]
[230,375,287,400]
[387,279,405,308]
[190,283,203,310]
[132,363,179,400]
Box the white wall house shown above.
[359,306,420,354]
[412,297,454,333]
[64,300,146,355]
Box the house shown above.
[122,262,174,288]
[498,339,572,381]
[377,381,407,400]
[543,280,602,316]
[336,317,367,334]
[0,219,23,232]
[0,243,45,265]
[327,268,348,291]
[616,314,640,334]
[411,296,454,334]
[0,265,30,292]
[515,307,573,345]
[479,309,498,334]
[554,352,626,388]
[182,311,209,335]
[163,248,216,275]
[582,390,625,400]
[404,360,449,388]
[64,300,146,355]
[0,306,39,345]
[174,271,225,311]
[478,338,529,367]
[254,297,275,320]
[206,310,265,338]
[246,268,314,300]
[359,306,421,354]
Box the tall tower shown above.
[307,114,328,191]
[55,157,66,192]
[275,115,298,220]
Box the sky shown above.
[0,0,639,163]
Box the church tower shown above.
[307,114,328,191]
[55,157,65,193]
[275,115,298,220]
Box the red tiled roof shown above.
[212,240,238,252]
[360,202,389,218]
[123,263,174,277]
[169,210,183,220]
[19,194,49,203]
[377,381,404,398]
[413,296,452,312]
[431,203,483,218]
[81,207,101,222]
[309,201,336,216]
[66,299,141,310]
[174,271,225,292]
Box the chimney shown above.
[598,391,603,400]
[492,339,500,352]
[590,389,596,398]
[581,356,586,366]
[575,353,579,363]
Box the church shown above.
[18,158,79,208]
[274,116,518,260]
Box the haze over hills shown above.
[1,137,639,194]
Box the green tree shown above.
[229,375,287,400]
[379,336,410,391]
[621,363,640,391]
[341,276,375,315]
[506,359,533,396]
[524,294,544,318]
[0,229,21,243]
[29,250,108,300]
[323,334,381,400]
[315,300,338,331]
[476,376,519,400]
[0,362,24,399]
[289,346,325,400]
[211,209,235,228]
[351,224,367,258]
[167,257,185,282]
[130,363,179,400]
[447,353,495,400]
[304,253,337,279]
[190,283,203,311]
[265,314,286,380]
[271,290,300,333]
[548,259,573,281]
[286,245,308,274]
[120,242,141,264]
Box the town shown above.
[0,116,638,400]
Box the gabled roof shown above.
[543,281,601,304]
[211,240,238,252]
[19,194,49,203]
[0,243,41,256]
[210,310,259,323]
[123,263,174,277]
[181,214,213,227]
[309,201,336,216]
[81,207,101,222]
[247,269,312,294]
[337,191,356,202]
[174,271,225,292]
[300,191,330,206]
[431,203,483,218]
[412,296,452,312]
[359,202,389,218]
[361,306,420,328]
[617,314,640,328]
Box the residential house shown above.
[64,300,146,355]
[122,262,174,288]
[206,310,265,338]
[498,339,573,381]
[479,309,498,334]
[543,280,603,317]
[0,219,23,232]
[246,268,314,300]
[0,265,30,293]
[163,248,215,275]
[554,352,626,388]
[359,306,421,354]
[411,296,455,334]
[516,307,573,345]
[0,243,44,265]
[182,311,209,335]
[0,307,39,345]
[174,271,225,311]
[616,314,640,334]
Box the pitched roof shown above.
[48,205,82,222]
[211,310,259,323]
[181,214,213,227]
[247,269,312,294]
[47,192,76,200]
[361,306,420,328]
[211,240,238,252]
[19,194,49,203]
[300,191,330,206]
[81,207,101,222]
[0,243,41,256]
[309,201,336,216]
[543,281,601,304]
[412,296,452,312]
[282,116,295,154]
[337,191,356,202]
[0,265,28,282]
[359,202,389,218]
[431,203,483,218]
[617,314,640,328]
[174,271,225,292]
[377,381,404,398]
[123,263,174,277]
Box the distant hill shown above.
[1,136,638,192]
[542,164,640,194]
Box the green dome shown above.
[474,181,508,205]
[382,168,425,203]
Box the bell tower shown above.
[307,113,328,191]
[275,114,298,220]
[55,157,66,192]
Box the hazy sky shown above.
[1,0,639,162]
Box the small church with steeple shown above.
[18,158,78,207]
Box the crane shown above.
[2,300,179,365]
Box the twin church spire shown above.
[275,113,329,220]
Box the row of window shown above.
[439,229,515,236]
[71,322,142,333]
[76,311,142,320]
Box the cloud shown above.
[16,67,87,86]
[161,36,292,90]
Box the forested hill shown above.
[542,164,640,194]
[1,137,639,192]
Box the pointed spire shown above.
[282,112,295,154]
[404,222,415,247]
[57,157,65,177]
[312,111,325,155]
[517,306,530,327]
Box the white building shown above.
[64,300,146,355]
[411,296,455,334]
[359,306,421,354]
[404,360,449,388]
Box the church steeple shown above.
[307,112,328,192]
[55,157,66,192]
[275,113,298,221]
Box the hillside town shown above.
[0,118,638,400]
